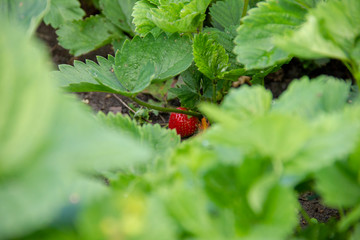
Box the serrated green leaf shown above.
[170,86,201,109]
[55,33,192,95]
[273,76,351,119]
[151,0,211,33]
[0,21,150,239]
[234,0,319,70]
[204,26,248,81]
[0,0,49,34]
[115,32,193,82]
[54,55,155,95]
[274,0,360,79]
[57,15,124,56]
[133,0,211,35]
[100,0,137,34]
[315,163,360,208]
[43,0,85,28]
[97,112,180,160]
[209,0,244,30]
[169,64,210,108]
[193,33,230,79]
[132,0,162,36]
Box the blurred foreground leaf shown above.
[0,0,48,34]
[0,20,151,239]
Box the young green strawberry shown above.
[169,107,200,138]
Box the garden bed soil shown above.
[36,18,347,227]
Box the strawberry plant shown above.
[2,0,360,240]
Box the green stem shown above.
[212,79,218,104]
[242,0,249,18]
[343,60,360,90]
[130,96,202,118]
[299,206,312,225]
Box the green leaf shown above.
[274,0,360,76]
[0,20,150,239]
[249,0,263,8]
[152,0,211,33]
[275,0,360,59]
[203,106,311,163]
[234,0,319,70]
[170,64,204,108]
[315,163,360,208]
[339,205,360,233]
[244,114,311,163]
[285,112,360,176]
[100,0,137,34]
[163,183,221,238]
[273,76,351,119]
[133,0,211,35]
[350,223,360,240]
[0,0,48,34]
[244,186,299,240]
[209,0,244,30]
[43,0,85,28]
[55,33,192,95]
[97,112,180,159]
[207,26,243,63]
[56,15,123,56]
[221,85,272,119]
[77,191,178,240]
[53,55,151,96]
[132,0,161,36]
[115,32,193,82]
[193,33,230,80]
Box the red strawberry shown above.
[169,107,200,138]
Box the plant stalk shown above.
[343,60,360,90]
[242,0,249,18]
[130,96,202,118]
[212,79,218,104]
[299,206,312,225]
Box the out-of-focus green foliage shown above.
[3,1,360,239]
[45,76,359,240]
[0,20,152,239]
[0,0,48,35]
[274,0,360,87]
[234,0,323,70]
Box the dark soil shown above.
[299,192,340,227]
[35,7,349,226]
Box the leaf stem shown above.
[343,60,360,90]
[130,96,202,118]
[212,79,218,104]
[299,206,312,225]
[242,0,249,18]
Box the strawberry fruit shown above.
[169,107,200,138]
